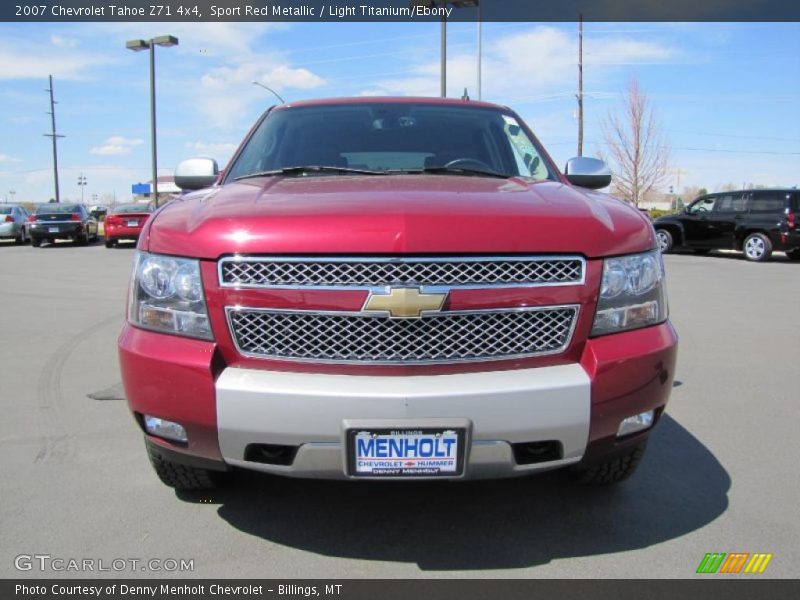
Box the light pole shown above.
[252,81,285,104]
[126,35,179,208]
[9,190,15,204]
[413,0,479,98]
[77,174,87,203]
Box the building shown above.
[131,176,181,203]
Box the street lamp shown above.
[9,190,15,204]
[412,0,480,98]
[126,35,179,207]
[252,81,285,104]
[77,174,87,203]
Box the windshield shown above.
[35,204,81,214]
[225,102,555,181]
[113,203,153,214]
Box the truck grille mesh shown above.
[227,306,578,364]
[219,256,584,288]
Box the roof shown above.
[276,96,508,111]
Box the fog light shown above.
[143,415,188,443]
[617,410,655,437]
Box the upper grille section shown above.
[219,256,585,289]
[227,306,579,364]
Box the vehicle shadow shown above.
[680,250,796,264]
[176,415,729,570]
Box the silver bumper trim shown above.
[216,364,591,480]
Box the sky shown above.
[0,20,798,204]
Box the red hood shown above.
[144,175,654,259]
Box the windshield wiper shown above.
[390,166,512,179]
[234,166,385,180]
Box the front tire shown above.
[571,441,648,485]
[655,229,674,254]
[146,442,219,491]
[743,233,772,262]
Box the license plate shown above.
[348,428,465,477]
[48,227,58,233]
[127,220,138,227]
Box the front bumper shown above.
[120,321,678,480]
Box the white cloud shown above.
[90,136,144,156]
[185,140,239,162]
[50,34,78,48]
[0,153,22,163]
[362,26,676,101]
[0,36,114,81]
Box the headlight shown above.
[591,249,668,336]
[128,251,213,340]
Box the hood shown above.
[145,175,654,259]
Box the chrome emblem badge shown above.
[363,287,448,319]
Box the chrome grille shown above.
[219,256,584,288]
[227,306,579,364]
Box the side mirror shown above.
[564,157,612,190]
[174,158,219,191]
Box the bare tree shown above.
[600,78,670,207]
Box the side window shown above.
[689,196,716,214]
[749,191,788,213]
[715,194,748,212]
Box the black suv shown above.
[654,189,800,262]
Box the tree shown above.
[600,78,670,207]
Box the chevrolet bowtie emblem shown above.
[363,287,448,319]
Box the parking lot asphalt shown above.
[0,240,798,579]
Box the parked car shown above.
[89,205,109,220]
[28,203,99,247]
[103,203,154,248]
[0,204,31,244]
[119,97,677,491]
[654,189,800,262]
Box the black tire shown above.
[571,441,648,485]
[14,232,25,245]
[31,237,41,247]
[693,249,711,255]
[742,232,772,262]
[655,229,674,254]
[786,248,800,261]
[76,232,89,246]
[104,238,116,249]
[146,442,218,491]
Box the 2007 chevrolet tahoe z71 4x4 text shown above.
[119,97,678,490]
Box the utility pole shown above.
[576,14,584,157]
[44,75,65,203]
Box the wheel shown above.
[146,442,218,491]
[693,249,711,255]
[786,248,800,261]
[31,237,41,248]
[742,233,772,262]
[655,229,674,253]
[76,232,89,246]
[571,441,648,485]
[104,238,116,249]
[14,231,25,245]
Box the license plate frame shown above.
[127,220,139,227]
[346,427,466,478]
[48,226,58,233]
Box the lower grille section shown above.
[227,306,579,364]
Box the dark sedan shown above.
[28,204,99,247]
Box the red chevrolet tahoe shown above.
[118,97,678,490]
